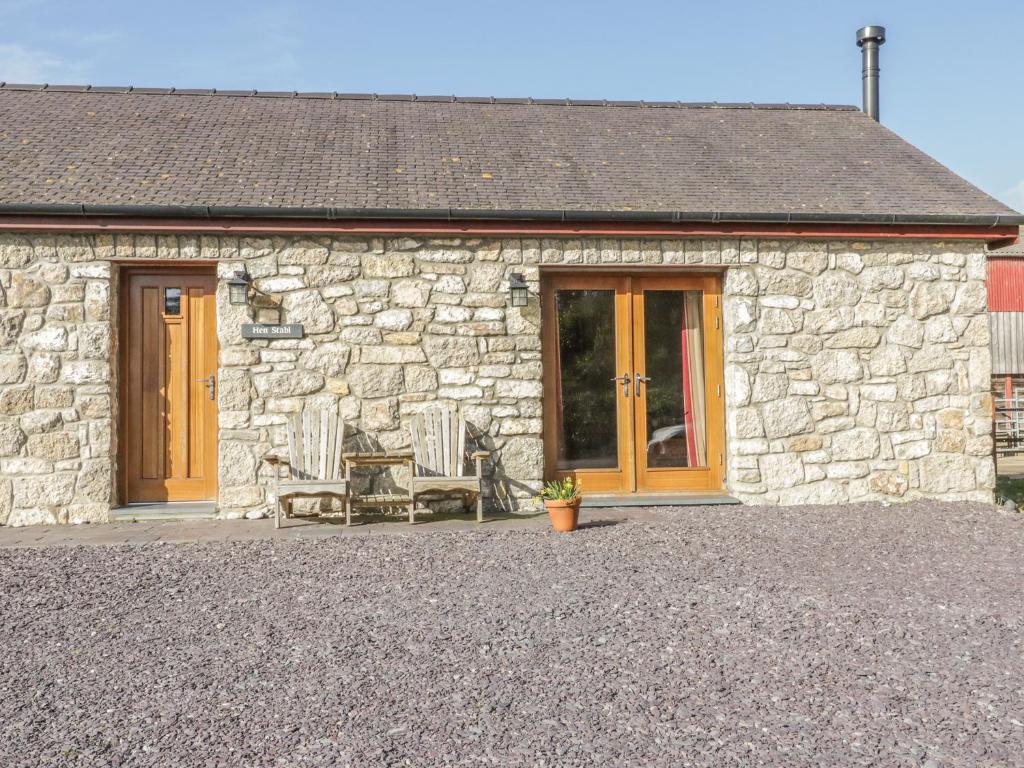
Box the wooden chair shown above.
[409,408,490,522]
[263,409,347,529]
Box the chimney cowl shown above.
[856,25,886,46]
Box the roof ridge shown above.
[0,82,860,111]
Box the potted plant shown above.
[539,478,582,532]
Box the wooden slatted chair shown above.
[409,407,490,522]
[263,409,347,529]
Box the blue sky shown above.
[1,0,1020,211]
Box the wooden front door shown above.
[542,273,724,493]
[120,269,219,502]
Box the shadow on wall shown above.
[295,421,532,517]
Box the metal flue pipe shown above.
[856,25,886,121]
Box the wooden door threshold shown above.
[581,492,740,508]
[111,502,218,522]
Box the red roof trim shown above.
[0,215,1015,243]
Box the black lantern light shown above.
[227,270,251,306]
[508,272,529,308]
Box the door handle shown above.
[195,375,216,401]
[635,373,651,391]
[610,373,631,397]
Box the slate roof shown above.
[0,83,1018,224]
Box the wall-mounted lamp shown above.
[508,272,529,308]
[227,270,252,306]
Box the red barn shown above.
[989,231,1024,398]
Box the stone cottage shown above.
[0,84,1019,526]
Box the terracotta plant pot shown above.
[545,498,581,532]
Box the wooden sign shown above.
[241,323,305,340]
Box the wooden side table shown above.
[342,451,415,525]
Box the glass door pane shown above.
[554,289,619,469]
[641,290,707,469]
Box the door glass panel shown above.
[554,289,619,470]
[643,290,707,468]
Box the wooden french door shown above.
[120,269,219,502]
[542,273,724,493]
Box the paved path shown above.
[0,507,673,548]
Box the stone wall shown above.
[0,233,994,525]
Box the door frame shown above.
[540,270,725,494]
[117,263,220,505]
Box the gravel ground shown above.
[1,502,1023,767]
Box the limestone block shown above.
[257,276,305,292]
[825,327,880,349]
[918,454,976,493]
[13,473,75,507]
[84,281,111,321]
[758,308,800,334]
[811,349,861,384]
[0,388,33,415]
[936,408,964,429]
[497,436,544,483]
[67,503,110,524]
[907,345,953,374]
[725,269,758,296]
[812,273,859,307]
[219,441,258,486]
[725,365,751,407]
[786,247,828,275]
[278,240,328,265]
[935,430,966,453]
[860,384,897,402]
[0,352,30,387]
[363,253,415,278]
[307,265,361,286]
[869,346,907,376]
[758,453,803,488]
[830,428,880,461]
[730,297,757,332]
[803,307,854,335]
[0,423,26,456]
[468,262,506,292]
[909,282,955,319]
[359,345,427,364]
[8,273,50,308]
[826,462,869,479]
[373,309,414,331]
[302,342,352,377]
[6,507,59,526]
[218,369,252,411]
[425,336,480,367]
[860,266,904,291]
[27,431,79,460]
[76,459,112,502]
[252,370,324,398]
[435,305,474,323]
[80,324,112,359]
[348,365,404,398]
[751,373,788,403]
[951,282,987,315]
[761,398,813,438]
[62,360,108,384]
[868,471,908,497]
[875,403,910,432]
[362,398,399,430]
[495,379,543,399]
[19,326,68,352]
[404,366,438,393]
[282,290,335,334]
[20,410,61,434]
[392,280,432,308]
